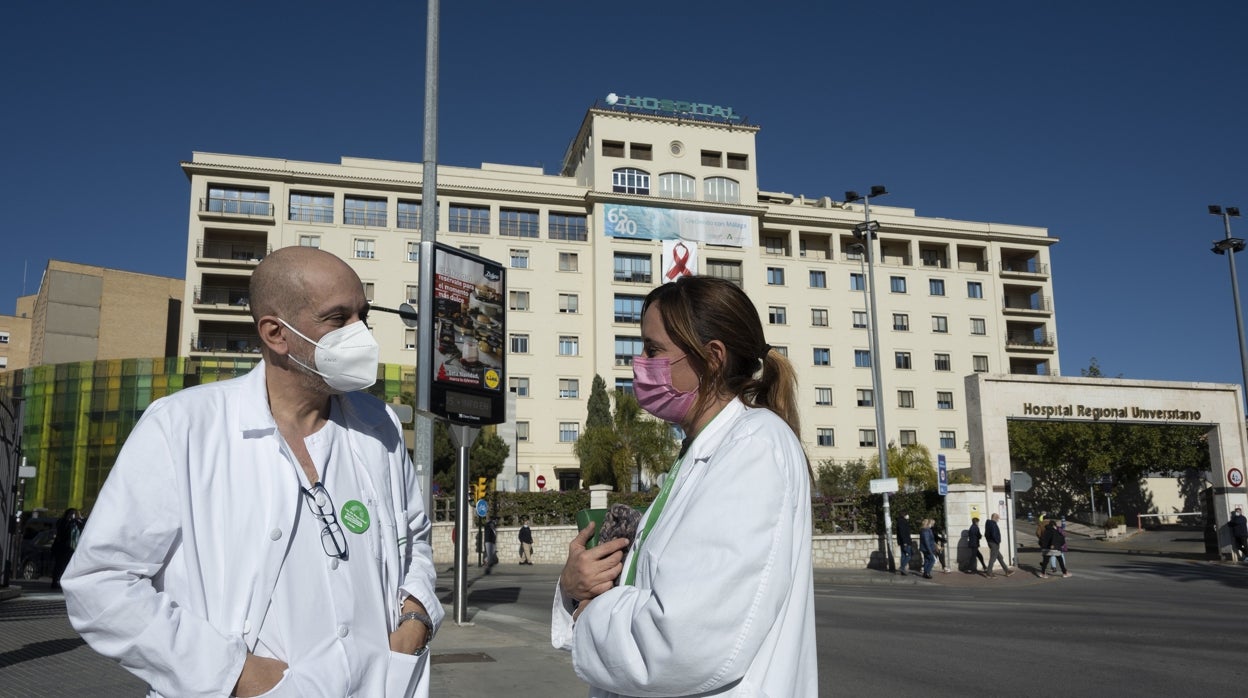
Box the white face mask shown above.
[279,319,379,392]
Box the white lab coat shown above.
[551,399,818,697]
[63,362,442,698]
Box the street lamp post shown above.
[846,185,895,572]
[1209,205,1248,412]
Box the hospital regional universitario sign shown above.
[1020,402,1203,422]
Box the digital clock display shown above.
[445,391,493,419]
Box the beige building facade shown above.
[0,296,34,372]
[180,100,1059,491]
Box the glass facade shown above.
[1,358,413,513]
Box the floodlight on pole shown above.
[1210,205,1248,412]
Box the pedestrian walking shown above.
[50,508,83,589]
[968,517,987,574]
[1229,506,1248,562]
[984,513,1014,576]
[896,513,914,575]
[484,516,499,573]
[919,518,938,579]
[1039,518,1071,578]
[519,516,534,565]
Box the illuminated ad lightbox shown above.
[429,243,506,425]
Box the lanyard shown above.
[624,455,685,586]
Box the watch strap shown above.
[398,609,435,646]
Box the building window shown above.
[929,279,946,296]
[615,336,643,366]
[509,290,530,311]
[510,334,529,354]
[614,253,653,283]
[299,235,320,248]
[559,422,580,443]
[817,428,835,447]
[727,153,749,170]
[405,284,419,304]
[704,176,740,204]
[766,267,785,285]
[549,212,588,241]
[559,378,580,399]
[207,185,271,216]
[813,347,831,366]
[768,306,787,325]
[850,273,865,291]
[857,389,874,407]
[701,150,722,167]
[893,313,909,331]
[345,196,387,227]
[460,245,479,255]
[773,346,789,357]
[616,378,634,396]
[559,336,579,356]
[559,252,579,272]
[362,282,375,302]
[289,191,334,223]
[516,422,530,441]
[658,172,696,200]
[602,140,625,157]
[0,356,6,369]
[937,391,954,409]
[0,331,7,344]
[510,249,529,268]
[630,143,653,160]
[973,355,990,373]
[935,354,951,371]
[898,390,914,408]
[895,352,912,369]
[853,311,868,329]
[890,276,907,293]
[499,209,540,238]
[705,259,743,287]
[968,281,984,299]
[932,315,948,333]
[811,309,829,327]
[614,294,644,323]
[558,293,579,313]
[899,430,918,446]
[404,328,417,350]
[510,377,530,396]
[859,429,877,448]
[816,387,833,406]
[854,350,871,368]
[764,236,786,255]
[449,204,490,234]
[810,270,827,288]
[971,317,987,335]
[612,167,650,195]
[397,200,422,229]
[406,241,420,262]
[940,430,956,449]
[354,239,376,260]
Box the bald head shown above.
[250,247,359,324]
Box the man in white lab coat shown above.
[63,247,441,697]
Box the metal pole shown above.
[1220,212,1248,413]
[449,424,478,624]
[862,197,894,571]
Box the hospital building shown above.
[181,96,1059,491]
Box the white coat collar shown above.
[682,397,747,465]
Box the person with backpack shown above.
[1039,519,1071,578]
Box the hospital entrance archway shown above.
[964,374,1248,560]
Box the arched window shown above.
[704,176,740,204]
[658,172,696,200]
[612,168,650,195]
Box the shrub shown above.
[1104,515,1126,529]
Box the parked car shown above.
[19,528,56,580]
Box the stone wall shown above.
[431,523,884,569]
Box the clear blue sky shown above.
[3,1,1247,385]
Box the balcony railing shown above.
[1002,295,1051,312]
[920,256,949,269]
[1006,332,1056,349]
[613,271,653,284]
[190,331,262,354]
[1000,260,1050,276]
[194,285,250,307]
[199,198,274,218]
[197,240,270,262]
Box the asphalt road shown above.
[3,525,1246,697]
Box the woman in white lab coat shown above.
[553,275,817,697]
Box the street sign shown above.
[1010,471,1033,493]
[475,498,488,518]
[937,455,948,496]
[536,474,546,489]
[869,477,899,494]
[18,465,36,479]
[1228,468,1244,488]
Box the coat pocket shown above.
[385,649,430,697]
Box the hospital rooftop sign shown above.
[605,93,741,122]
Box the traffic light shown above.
[474,477,487,502]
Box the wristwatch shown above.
[397,609,435,654]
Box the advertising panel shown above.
[430,244,506,425]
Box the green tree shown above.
[815,458,873,498]
[871,442,937,493]
[586,375,611,428]
[430,422,510,492]
[576,376,619,487]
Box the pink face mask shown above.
[632,355,698,424]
